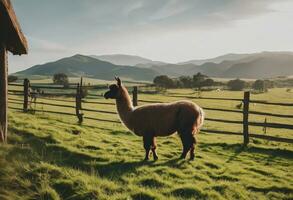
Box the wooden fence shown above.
[7,79,293,145]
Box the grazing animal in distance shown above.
[104,77,204,161]
[236,102,243,109]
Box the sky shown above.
[8,0,293,73]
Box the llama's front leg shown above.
[151,137,158,161]
[143,136,152,161]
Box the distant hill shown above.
[151,63,201,77]
[16,54,158,81]
[224,53,293,78]
[15,52,293,80]
[153,52,293,78]
[178,53,251,65]
[90,54,166,67]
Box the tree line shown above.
[154,73,223,90]
[153,73,274,92]
[7,72,282,92]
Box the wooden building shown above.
[0,0,28,142]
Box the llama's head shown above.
[104,77,123,99]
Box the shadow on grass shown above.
[9,125,292,185]
[7,127,162,180]
[199,142,293,160]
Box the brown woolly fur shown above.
[104,77,204,161]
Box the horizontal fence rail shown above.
[8,98,23,102]
[202,129,293,143]
[31,92,76,96]
[83,100,116,106]
[84,116,120,124]
[7,83,23,86]
[250,100,293,107]
[249,110,293,118]
[8,106,23,111]
[81,108,117,115]
[8,90,23,94]
[166,95,243,102]
[31,109,76,116]
[8,92,23,96]
[37,96,76,103]
[7,80,293,145]
[205,117,243,125]
[201,129,243,136]
[249,121,293,130]
[30,85,77,90]
[33,101,75,109]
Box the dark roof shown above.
[0,0,28,55]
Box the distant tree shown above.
[173,79,183,88]
[227,79,246,91]
[153,75,175,88]
[252,80,266,92]
[8,75,18,82]
[264,80,274,89]
[179,76,193,88]
[202,78,215,87]
[193,72,208,90]
[53,73,69,88]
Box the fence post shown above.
[132,86,138,107]
[79,78,83,122]
[23,78,30,112]
[243,91,250,146]
[75,83,83,123]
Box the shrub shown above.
[53,73,69,88]
[153,75,175,88]
[227,79,246,91]
[8,75,18,82]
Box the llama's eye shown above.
[109,85,118,90]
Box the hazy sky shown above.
[8,0,293,73]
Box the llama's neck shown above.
[116,87,134,129]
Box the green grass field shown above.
[1,85,293,199]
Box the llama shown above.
[104,77,204,161]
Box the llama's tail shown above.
[197,107,205,130]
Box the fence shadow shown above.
[199,142,293,160]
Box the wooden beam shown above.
[0,0,28,55]
[0,44,8,143]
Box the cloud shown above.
[13,0,285,32]
[78,0,287,30]
[9,0,293,71]
[28,37,71,53]
[8,37,73,73]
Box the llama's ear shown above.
[115,76,122,87]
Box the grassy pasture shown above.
[1,84,293,199]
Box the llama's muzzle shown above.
[104,91,110,99]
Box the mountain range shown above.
[91,54,166,67]
[15,51,293,81]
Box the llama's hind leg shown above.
[189,135,197,160]
[143,135,152,161]
[151,137,158,161]
[179,133,194,159]
[179,134,190,159]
